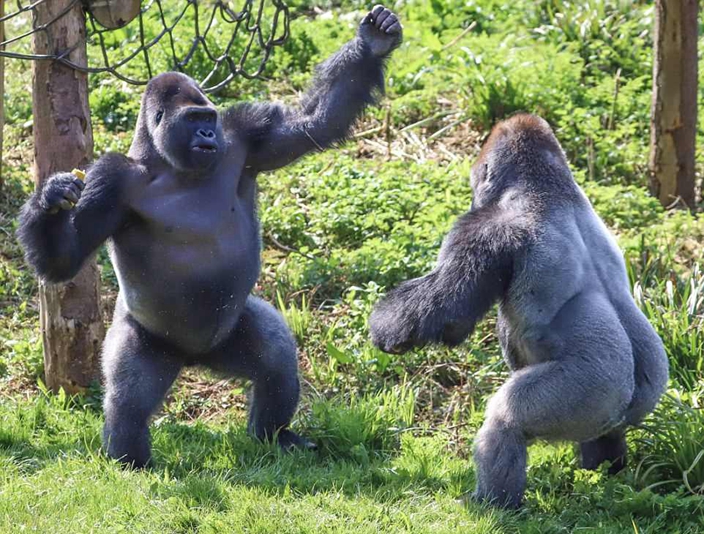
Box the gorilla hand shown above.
[39,173,86,214]
[358,5,402,57]
[369,278,433,354]
[370,266,480,354]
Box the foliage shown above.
[0,0,703,531]
[635,391,704,496]
[632,263,704,390]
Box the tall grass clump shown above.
[308,385,417,460]
[635,391,704,496]
[632,263,704,390]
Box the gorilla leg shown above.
[473,421,527,509]
[580,430,627,474]
[473,361,630,508]
[102,305,183,467]
[204,296,313,450]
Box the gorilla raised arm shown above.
[369,114,668,508]
[227,4,401,173]
[18,5,402,468]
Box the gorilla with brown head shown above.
[369,114,668,508]
[18,5,402,467]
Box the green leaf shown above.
[326,342,353,364]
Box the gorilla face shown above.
[146,73,225,172]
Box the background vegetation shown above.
[0,0,703,532]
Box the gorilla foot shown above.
[580,431,627,475]
[105,448,151,470]
[469,490,523,510]
[457,490,523,510]
[276,429,318,452]
[115,455,150,470]
[103,427,152,470]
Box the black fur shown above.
[18,5,403,467]
[17,154,139,282]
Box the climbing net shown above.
[0,0,290,92]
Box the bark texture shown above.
[32,0,104,393]
[649,0,698,209]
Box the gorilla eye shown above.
[155,110,164,125]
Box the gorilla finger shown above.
[63,190,80,204]
[385,22,402,34]
[374,9,391,26]
[73,177,86,190]
[380,14,397,31]
[56,173,76,185]
[67,182,82,197]
[371,5,385,18]
[58,199,73,211]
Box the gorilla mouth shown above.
[192,143,218,154]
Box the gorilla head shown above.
[469,114,572,209]
[135,72,224,172]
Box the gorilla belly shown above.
[125,275,249,353]
[110,234,260,354]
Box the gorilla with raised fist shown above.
[18,5,402,467]
[369,114,668,508]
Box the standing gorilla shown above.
[18,5,402,467]
[369,114,668,508]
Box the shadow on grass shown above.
[0,391,473,502]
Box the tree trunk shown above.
[32,1,104,393]
[0,0,5,192]
[649,0,698,209]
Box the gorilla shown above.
[369,113,668,508]
[18,5,402,467]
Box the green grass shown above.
[1,391,703,533]
[1,0,704,531]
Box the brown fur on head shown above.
[470,113,574,207]
[478,114,563,160]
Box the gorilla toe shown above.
[277,429,318,452]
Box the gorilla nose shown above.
[197,129,215,139]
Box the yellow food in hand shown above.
[71,168,86,181]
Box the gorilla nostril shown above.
[197,129,215,139]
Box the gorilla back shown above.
[369,113,668,508]
[18,5,404,467]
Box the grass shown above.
[635,392,704,496]
[1,391,703,533]
[0,0,704,532]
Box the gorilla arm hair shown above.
[17,154,138,282]
[369,203,535,353]
[227,36,389,172]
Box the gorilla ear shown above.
[470,161,487,187]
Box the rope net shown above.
[0,0,290,92]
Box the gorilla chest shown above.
[112,172,260,350]
[132,171,258,262]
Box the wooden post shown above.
[32,0,104,393]
[649,0,698,209]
